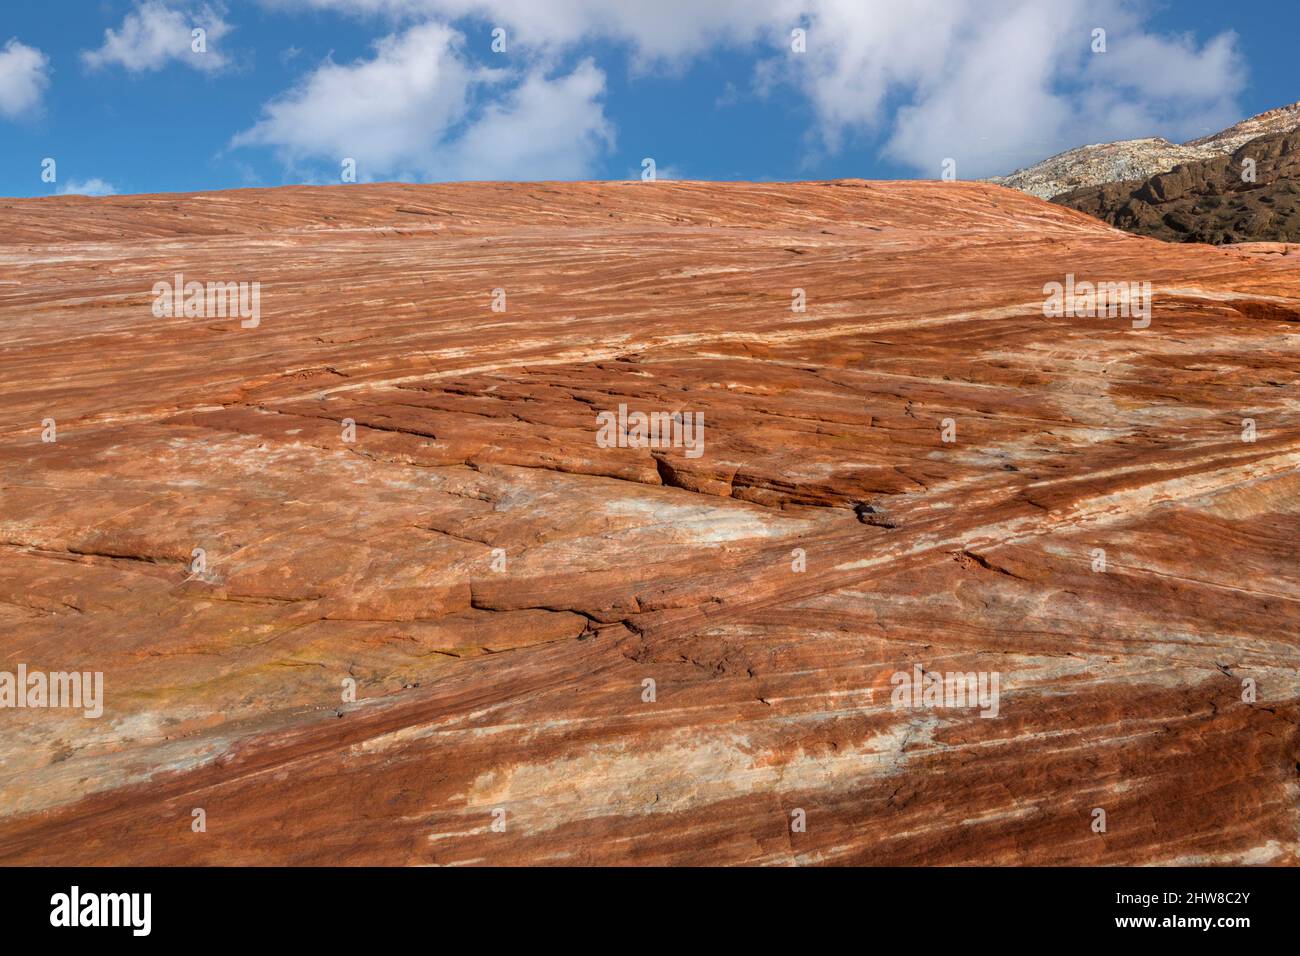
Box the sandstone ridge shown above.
[0,180,1297,865]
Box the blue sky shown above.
[0,0,1295,197]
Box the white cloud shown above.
[233,23,479,171]
[232,22,612,181]
[58,178,119,196]
[854,0,1245,176]
[1075,28,1245,143]
[0,38,51,119]
[82,1,233,74]
[261,0,780,64]
[874,0,1083,176]
[437,59,612,180]
[252,0,1246,179]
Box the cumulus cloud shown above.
[1076,28,1245,144]
[82,1,233,74]
[437,59,612,180]
[261,0,779,64]
[58,178,119,196]
[829,0,1247,176]
[259,0,1246,178]
[233,23,479,171]
[231,22,612,181]
[0,38,51,119]
[873,0,1081,176]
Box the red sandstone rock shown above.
[0,180,1296,865]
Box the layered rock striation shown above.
[0,180,1297,865]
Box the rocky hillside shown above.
[987,137,1223,200]
[1,181,1297,865]
[1055,128,1300,244]
[1187,101,1300,149]
[989,101,1300,199]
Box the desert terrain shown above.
[0,180,1297,865]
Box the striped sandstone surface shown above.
[0,180,1297,865]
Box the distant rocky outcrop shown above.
[988,101,1300,200]
[987,137,1223,200]
[1185,101,1300,149]
[1054,128,1300,244]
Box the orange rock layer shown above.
[0,180,1297,865]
